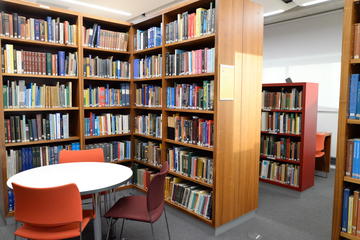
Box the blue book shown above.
[34,19,40,40]
[126,84,130,106]
[348,77,357,117]
[342,188,351,232]
[96,25,101,48]
[134,59,139,78]
[46,17,52,42]
[106,84,110,106]
[21,148,26,171]
[57,51,65,76]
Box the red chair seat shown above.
[105,195,163,223]
[15,209,94,239]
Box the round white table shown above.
[7,162,133,240]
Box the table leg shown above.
[93,192,102,240]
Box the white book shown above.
[18,80,25,108]
[16,51,22,74]
[6,44,14,73]
[59,23,64,44]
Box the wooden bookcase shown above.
[260,83,318,192]
[0,0,263,228]
[332,0,360,239]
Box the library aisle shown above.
[0,171,334,240]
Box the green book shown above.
[46,52,52,75]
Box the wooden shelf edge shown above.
[260,155,301,165]
[83,106,130,110]
[344,176,360,184]
[133,77,162,81]
[111,159,133,164]
[133,106,163,110]
[133,133,162,141]
[5,137,80,147]
[133,159,161,169]
[1,73,78,79]
[168,170,213,188]
[259,178,300,191]
[165,73,215,79]
[165,33,215,48]
[133,46,162,54]
[0,36,78,48]
[262,109,302,113]
[347,119,360,125]
[4,107,79,112]
[83,77,131,81]
[164,199,213,225]
[261,131,302,137]
[84,133,131,140]
[165,108,214,114]
[83,46,130,55]
[165,139,213,152]
[340,232,360,240]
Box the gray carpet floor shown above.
[0,170,334,240]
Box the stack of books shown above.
[83,55,130,79]
[134,139,162,167]
[133,55,162,79]
[261,112,302,135]
[262,88,303,110]
[134,113,162,138]
[84,113,130,136]
[135,84,162,107]
[260,135,300,161]
[85,141,131,162]
[260,160,299,187]
[134,26,162,50]
[83,83,130,107]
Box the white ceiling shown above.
[27,0,344,24]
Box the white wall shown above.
[263,10,344,158]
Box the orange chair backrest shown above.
[316,133,326,153]
[59,148,104,163]
[12,183,82,226]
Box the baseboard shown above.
[214,211,255,236]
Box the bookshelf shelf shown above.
[165,139,213,152]
[133,46,162,55]
[165,33,215,48]
[133,133,162,141]
[347,119,360,125]
[133,106,163,111]
[261,109,302,113]
[332,1,360,238]
[260,155,301,165]
[164,199,213,225]
[84,133,131,140]
[133,159,161,169]
[115,184,134,192]
[259,178,300,191]
[261,83,318,192]
[82,46,130,55]
[165,108,214,114]
[260,131,302,138]
[83,106,130,110]
[4,107,79,112]
[111,159,133,164]
[133,77,162,82]
[5,137,80,147]
[1,73,78,79]
[83,77,131,82]
[0,36,78,49]
[168,170,213,188]
[165,73,215,80]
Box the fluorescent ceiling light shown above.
[264,9,285,17]
[296,0,331,7]
[58,0,131,16]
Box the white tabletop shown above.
[7,162,133,195]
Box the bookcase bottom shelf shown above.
[132,185,213,225]
[340,232,360,240]
[259,178,300,191]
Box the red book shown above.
[64,21,69,44]
[9,14,13,38]
[89,112,93,136]
[99,87,105,106]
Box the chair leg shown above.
[150,223,155,240]
[164,208,171,240]
[106,217,113,240]
[13,221,17,240]
[120,219,125,239]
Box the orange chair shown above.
[59,148,104,163]
[12,182,94,240]
[316,133,326,158]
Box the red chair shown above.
[104,162,171,240]
[12,182,94,240]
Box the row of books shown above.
[8,190,14,212]
[168,147,213,184]
[85,141,131,162]
[3,80,72,109]
[165,48,215,76]
[165,4,215,43]
[84,113,130,136]
[133,164,156,190]
[166,80,214,110]
[134,114,162,138]
[348,74,360,119]
[83,83,130,107]
[133,55,162,79]
[0,12,77,45]
[134,26,162,51]
[5,113,70,143]
[134,139,162,167]
[346,139,360,178]
[83,24,129,51]
[342,188,360,235]
[262,88,303,111]
[6,142,80,178]
[260,135,301,162]
[83,55,130,79]
[135,84,162,107]
[260,160,300,187]
[261,112,302,135]
[168,114,214,148]
[2,44,78,76]
[165,177,212,219]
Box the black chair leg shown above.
[106,217,113,240]
[164,208,171,240]
[150,222,155,240]
[120,219,125,239]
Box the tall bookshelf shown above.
[260,83,318,192]
[0,0,263,229]
[332,0,360,239]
